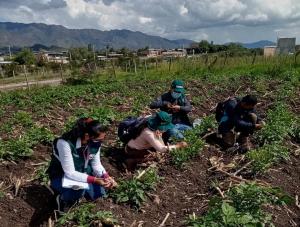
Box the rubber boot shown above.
[222,131,235,149]
[240,136,251,152]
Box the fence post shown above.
[0,65,4,78]
[294,51,300,66]
[133,59,137,76]
[168,57,172,71]
[223,52,228,67]
[23,65,30,91]
[60,63,64,82]
[111,59,116,79]
[251,52,257,65]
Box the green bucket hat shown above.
[171,80,185,93]
[148,111,174,132]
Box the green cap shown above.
[148,111,174,132]
[171,80,185,93]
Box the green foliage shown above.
[76,107,117,125]
[0,125,54,160]
[247,143,290,173]
[185,183,292,227]
[256,103,296,145]
[171,127,206,167]
[194,115,217,136]
[35,161,50,185]
[57,203,117,227]
[14,48,36,65]
[110,168,161,208]
[13,111,34,127]
[0,138,33,160]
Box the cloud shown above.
[0,0,299,43]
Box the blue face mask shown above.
[171,91,182,99]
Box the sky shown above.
[0,0,299,43]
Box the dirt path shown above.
[0,78,62,91]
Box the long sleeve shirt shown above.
[127,128,176,152]
[56,138,106,183]
[150,92,192,125]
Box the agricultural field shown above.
[0,55,299,227]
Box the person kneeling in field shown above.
[216,95,265,152]
[149,80,192,143]
[47,117,117,213]
[122,111,188,170]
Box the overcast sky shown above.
[0,0,299,43]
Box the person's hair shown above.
[241,95,258,106]
[61,117,108,141]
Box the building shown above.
[140,49,163,58]
[296,45,300,52]
[264,46,276,57]
[161,49,187,58]
[276,37,296,55]
[38,51,69,64]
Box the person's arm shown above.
[143,130,176,152]
[56,139,95,183]
[150,96,170,109]
[179,97,192,113]
[234,114,255,134]
[91,149,107,178]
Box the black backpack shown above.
[118,117,148,144]
[215,97,239,122]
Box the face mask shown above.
[88,140,101,151]
[171,91,181,99]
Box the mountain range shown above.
[0,22,193,50]
[0,22,276,51]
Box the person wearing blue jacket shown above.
[150,80,192,143]
[217,95,264,152]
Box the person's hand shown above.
[176,141,188,148]
[94,178,112,188]
[171,105,181,112]
[255,124,263,130]
[165,102,172,109]
[107,177,118,188]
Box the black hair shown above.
[242,95,258,106]
[61,117,108,141]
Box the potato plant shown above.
[185,183,292,227]
[57,203,117,227]
[110,168,161,209]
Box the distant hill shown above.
[241,40,276,49]
[0,22,194,50]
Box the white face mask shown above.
[171,91,182,99]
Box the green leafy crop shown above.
[185,182,292,227]
[57,203,117,227]
[110,168,161,209]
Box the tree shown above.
[198,40,210,53]
[14,49,36,65]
